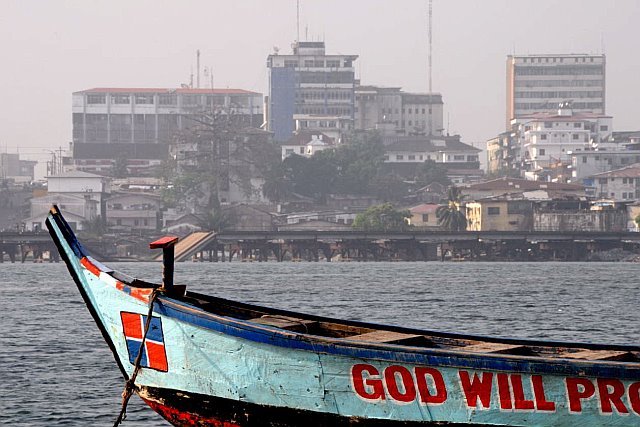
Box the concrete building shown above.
[46,170,111,218]
[267,41,358,142]
[407,203,439,229]
[0,153,37,183]
[506,54,606,127]
[106,192,161,232]
[587,164,640,201]
[281,130,334,160]
[72,87,263,175]
[466,196,534,232]
[354,86,444,136]
[513,103,612,180]
[462,177,586,201]
[26,193,98,232]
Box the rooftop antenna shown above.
[296,0,300,43]
[428,0,433,136]
[196,49,201,89]
[189,66,193,89]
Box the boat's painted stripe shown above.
[154,297,640,380]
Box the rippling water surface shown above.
[2,261,639,426]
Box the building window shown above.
[598,178,607,184]
[487,207,500,215]
[135,94,154,104]
[111,94,130,104]
[158,94,177,105]
[573,134,580,140]
[600,125,609,131]
[453,155,465,161]
[574,122,581,128]
[539,149,546,156]
[285,149,294,155]
[299,147,304,154]
[582,156,587,163]
[408,155,416,160]
[544,122,552,128]
[87,94,106,104]
[422,214,429,222]
[396,155,404,160]
[540,134,547,140]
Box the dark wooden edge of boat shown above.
[46,206,640,379]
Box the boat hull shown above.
[45,209,640,426]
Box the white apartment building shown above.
[588,165,640,201]
[354,86,444,136]
[514,103,612,178]
[382,135,480,165]
[281,131,334,160]
[506,54,605,127]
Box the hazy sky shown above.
[1,0,639,172]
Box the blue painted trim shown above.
[155,297,640,380]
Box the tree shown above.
[635,214,640,230]
[436,186,467,231]
[352,203,413,232]
[415,159,451,187]
[166,107,279,213]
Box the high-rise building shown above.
[354,86,444,136]
[267,41,358,142]
[506,54,605,128]
[71,87,263,175]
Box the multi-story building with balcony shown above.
[71,87,263,175]
[267,41,358,142]
[506,54,605,128]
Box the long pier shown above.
[185,230,640,262]
[0,231,60,263]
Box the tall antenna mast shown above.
[196,49,201,89]
[428,0,433,136]
[296,0,300,43]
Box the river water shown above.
[1,261,639,426]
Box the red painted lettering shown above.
[532,375,555,411]
[414,367,447,405]
[629,382,640,415]
[351,364,385,401]
[384,365,416,403]
[597,378,628,414]
[459,371,493,409]
[511,374,535,410]
[566,377,595,413]
[497,373,512,410]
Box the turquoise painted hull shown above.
[46,209,640,426]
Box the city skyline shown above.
[1,0,639,176]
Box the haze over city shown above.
[1,0,639,176]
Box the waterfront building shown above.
[354,86,444,136]
[71,87,263,175]
[587,164,640,201]
[106,192,161,232]
[407,203,440,229]
[462,177,585,201]
[506,54,606,128]
[267,41,358,142]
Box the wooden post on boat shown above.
[150,236,179,292]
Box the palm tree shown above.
[436,186,467,231]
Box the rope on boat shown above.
[113,288,161,427]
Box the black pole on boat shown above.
[150,236,179,291]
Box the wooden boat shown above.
[46,206,640,426]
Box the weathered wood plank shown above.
[462,342,525,354]
[560,350,629,361]
[346,330,423,343]
[250,315,317,331]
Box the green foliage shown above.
[199,208,234,232]
[262,130,387,203]
[352,203,413,232]
[370,173,409,202]
[111,154,129,178]
[415,159,451,187]
[436,186,467,231]
[80,216,108,238]
[635,214,640,229]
